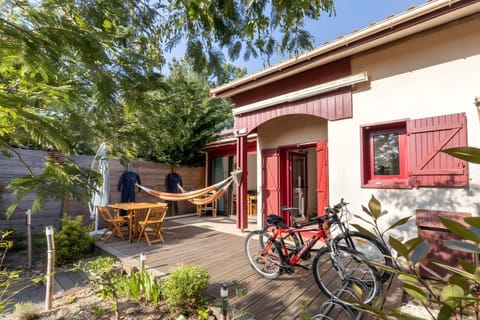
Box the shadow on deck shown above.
[95,215,403,319]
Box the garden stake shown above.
[25,209,32,270]
[45,225,55,311]
[140,252,146,270]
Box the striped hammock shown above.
[136,169,241,204]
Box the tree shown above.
[136,58,243,167]
[0,0,336,215]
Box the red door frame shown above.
[316,139,329,216]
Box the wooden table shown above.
[107,202,167,242]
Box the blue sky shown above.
[235,0,426,73]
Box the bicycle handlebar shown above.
[325,198,349,214]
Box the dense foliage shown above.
[54,214,95,266]
[0,0,335,214]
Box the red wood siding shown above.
[262,149,280,219]
[235,87,352,134]
[207,140,256,158]
[231,59,351,107]
[408,113,468,187]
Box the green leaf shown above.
[464,217,480,228]
[448,274,470,292]
[457,258,475,274]
[350,223,378,239]
[442,147,480,163]
[409,240,429,265]
[439,217,480,243]
[389,237,409,259]
[471,226,480,240]
[368,261,399,275]
[403,283,427,302]
[368,195,382,220]
[431,262,478,283]
[437,305,454,320]
[440,284,463,309]
[384,216,411,233]
[404,237,426,253]
[398,273,420,286]
[443,240,480,254]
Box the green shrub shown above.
[83,256,123,320]
[360,195,480,319]
[10,302,41,320]
[0,270,20,316]
[161,264,210,314]
[55,214,95,266]
[0,230,13,269]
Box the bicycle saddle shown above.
[281,206,298,212]
[266,214,285,226]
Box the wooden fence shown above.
[0,148,205,235]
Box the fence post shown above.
[25,209,32,270]
[45,225,55,311]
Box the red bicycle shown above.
[245,209,381,305]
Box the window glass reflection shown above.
[373,133,400,176]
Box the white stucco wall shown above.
[328,16,480,240]
[258,115,328,148]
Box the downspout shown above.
[236,135,248,230]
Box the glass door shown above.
[288,151,307,220]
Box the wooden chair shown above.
[137,204,168,246]
[97,206,129,243]
[196,191,217,217]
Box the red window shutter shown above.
[408,113,468,187]
[262,149,280,217]
[316,140,329,216]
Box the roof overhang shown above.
[232,72,368,116]
[211,0,480,99]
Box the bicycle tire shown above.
[312,246,380,305]
[245,230,281,279]
[333,231,393,282]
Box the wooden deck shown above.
[96,215,402,319]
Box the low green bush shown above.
[161,264,210,314]
[55,214,95,266]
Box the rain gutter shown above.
[211,0,479,99]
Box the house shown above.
[209,0,480,239]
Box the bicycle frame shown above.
[268,221,329,268]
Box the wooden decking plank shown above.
[96,217,399,319]
[246,269,316,319]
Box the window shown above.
[362,122,409,188]
[362,113,468,188]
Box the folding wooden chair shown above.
[97,206,129,243]
[137,204,168,246]
[195,191,218,217]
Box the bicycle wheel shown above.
[333,231,393,282]
[245,230,281,279]
[312,246,380,305]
